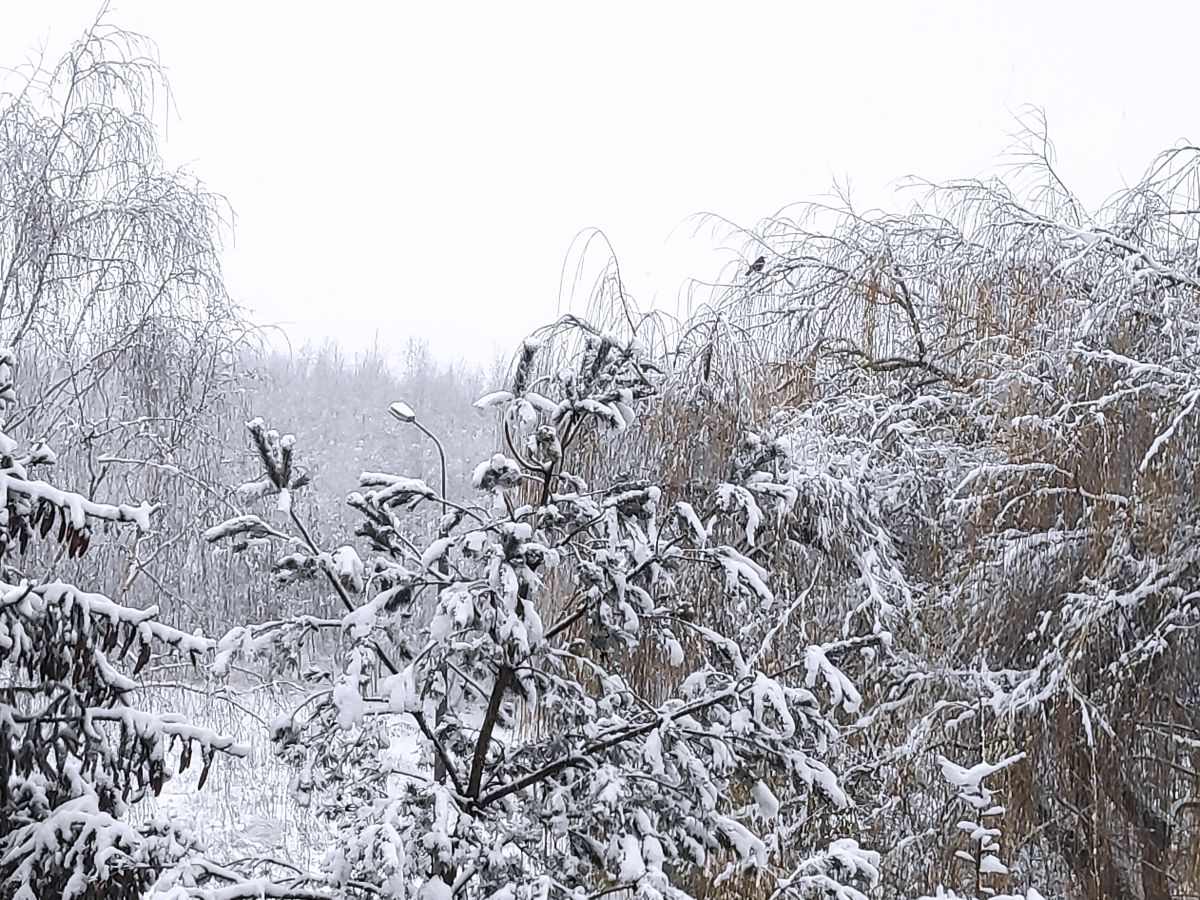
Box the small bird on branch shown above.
[746,256,766,276]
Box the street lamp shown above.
[389,399,452,785]
[389,400,447,512]
[387,401,416,423]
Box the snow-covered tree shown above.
[0,14,254,633]
[691,121,1200,896]
[207,319,880,898]
[0,351,246,898]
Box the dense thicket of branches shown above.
[631,129,1200,899]
[0,350,246,900]
[191,130,1200,899]
[3,14,1198,899]
[0,18,255,640]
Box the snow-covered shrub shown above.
[0,352,246,899]
[208,320,880,898]
[694,125,1200,896]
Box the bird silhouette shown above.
[746,256,766,275]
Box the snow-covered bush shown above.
[0,352,246,899]
[693,125,1200,896]
[208,320,880,898]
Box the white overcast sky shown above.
[2,2,1198,364]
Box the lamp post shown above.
[389,400,447,513]
[389,400,453,787]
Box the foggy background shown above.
[3,0,1196,364]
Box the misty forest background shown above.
[2,17,1199,900]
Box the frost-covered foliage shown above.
[664,124,1200,898]
[208,321,880,898]
[0,351,246,899]
[0,16,254,636]
[8,29,1196,892]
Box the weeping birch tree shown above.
[0,16,253,627]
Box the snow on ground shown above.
[133,680,425,869]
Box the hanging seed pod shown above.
[133,642,151,675]
[119,627,137,660]
[68,527,90,559]
[73,632,88,684]
[39,505,54,538]
[197,747,214,790]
